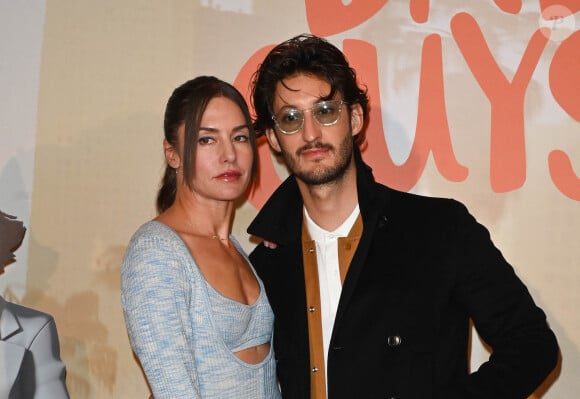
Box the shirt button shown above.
[308,306,315,312]
[387,335,402,347]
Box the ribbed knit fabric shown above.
[121,221,281,399]
[205,278,273,353]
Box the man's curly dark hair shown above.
[251,34,369,146]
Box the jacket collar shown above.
[0,296,22,341]
[247,171,304,245]
[248,146,390,243]
[0,298,26,397]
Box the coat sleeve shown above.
[24,316,70,399]
[121,231,201,399]
[443,201,559,398]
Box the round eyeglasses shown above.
[271,100,348,135]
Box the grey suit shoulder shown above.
[0,296,70,399]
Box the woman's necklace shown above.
[184,220,229,241]
[179,205,230,241]
[210,234,229,241]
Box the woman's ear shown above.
[163,139,181,169]
[265,128,282,154]
[350,103,364,137]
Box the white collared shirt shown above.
[304,204,360,394]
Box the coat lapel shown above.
[332,154,393,335]
[0,297,25,398]
[0,297,22,341]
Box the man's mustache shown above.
[296,142,334,156]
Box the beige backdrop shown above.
[0,1,578,397]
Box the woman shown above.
[121,76,281,399]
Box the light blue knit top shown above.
[121,221,281,399]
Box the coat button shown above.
[308,247,314,254]
[312,367,318,373]
[387,335,402,347]
[308,306,315,312]
[378,215,388,228]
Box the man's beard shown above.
[279,133,354,186]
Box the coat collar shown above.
[0,296,26,398]
[248,145,391,243]
[0,296,22,341]
[247,167,304,245]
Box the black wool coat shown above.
[248,151,558,399]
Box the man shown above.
[0,210,70,399]
[247,34,558,399]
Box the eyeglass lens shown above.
[274,100,344,134]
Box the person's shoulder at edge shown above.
[123,220,185,255]
[370,179,471,223]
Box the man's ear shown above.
[163,139,181,169]
[350,103,364,137]
[265,128,282,154]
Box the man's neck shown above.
[297,165,359,231]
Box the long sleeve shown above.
[121,228,201,399]
[443,202,559,398]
